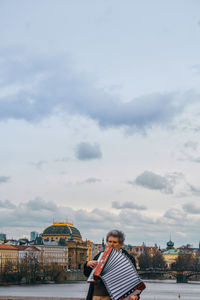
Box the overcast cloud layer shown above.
[0,0,200,247]
[0,50,194,131]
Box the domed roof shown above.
[167,239,174,249]
[42,222,82,240]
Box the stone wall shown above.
[66,272,86,281]
[56,270,86,282]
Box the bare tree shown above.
[1,260,16,283]
[18,253,41,284]
[152,250,166,270]
[45,263,64,282]
[138,248,152,270]
[171,253,194,271]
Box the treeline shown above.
[0,253,64,284]
[171,253,200,271]
[136,248,200,271]
[2,249,200,284]
[137,248,166,270]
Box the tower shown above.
[102,237,105,250]
[166,234,174,250]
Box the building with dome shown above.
[163,238,179,268]
[42,222,82,243]
[41,222,87,270]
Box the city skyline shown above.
[0,0,200,247]
[1,222,200,250]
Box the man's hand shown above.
[130,295,139,300]
[87,260,98,269]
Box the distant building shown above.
[92,243,104,258]
[86,239,104,260]
[163,238,179,268]
[177,244,200,259]
[86,240,93,261]
[124,244,134,252]
[41,222,87,270]
[34,235,44,245]
[128,245,157,267]
[130,246,157,257]
[35,244,68,269]
[0,244,18,271]
[42,222,82,243]
[16,245,40,263]
[163,249,180,268]
[0,233,6,240]
[30,231,38,241]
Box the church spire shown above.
[102,237,105,250]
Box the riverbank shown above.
[1,280,200,300]
[0,297,84,300]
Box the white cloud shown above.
[30,161,47,169]
[0,176,10,184]
[75,142,102,160]
[26,197,57,212]
[112,200,146,211]
[164,208,187,222]
[176,232,187,238]
[133,171,183,194]
[182,202,200,214]
[82,178,101,184]
[188,184,200,196]
[0,199,16,209]
[180,140,200,163]
[184,140,198,150]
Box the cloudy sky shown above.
[0,0,200,248]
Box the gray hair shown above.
[106,229,125,244]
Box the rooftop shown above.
[0,245,18,250]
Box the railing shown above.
[139,269,200,283]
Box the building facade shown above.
[16,245,40,263]
[35,245,68,269]
[0,245,18,272]
[130,246,157,258]
[162,249,180,268]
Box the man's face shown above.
[107,235,123,250]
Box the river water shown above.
[0,280,200,299]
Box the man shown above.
[84,230,140,300]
